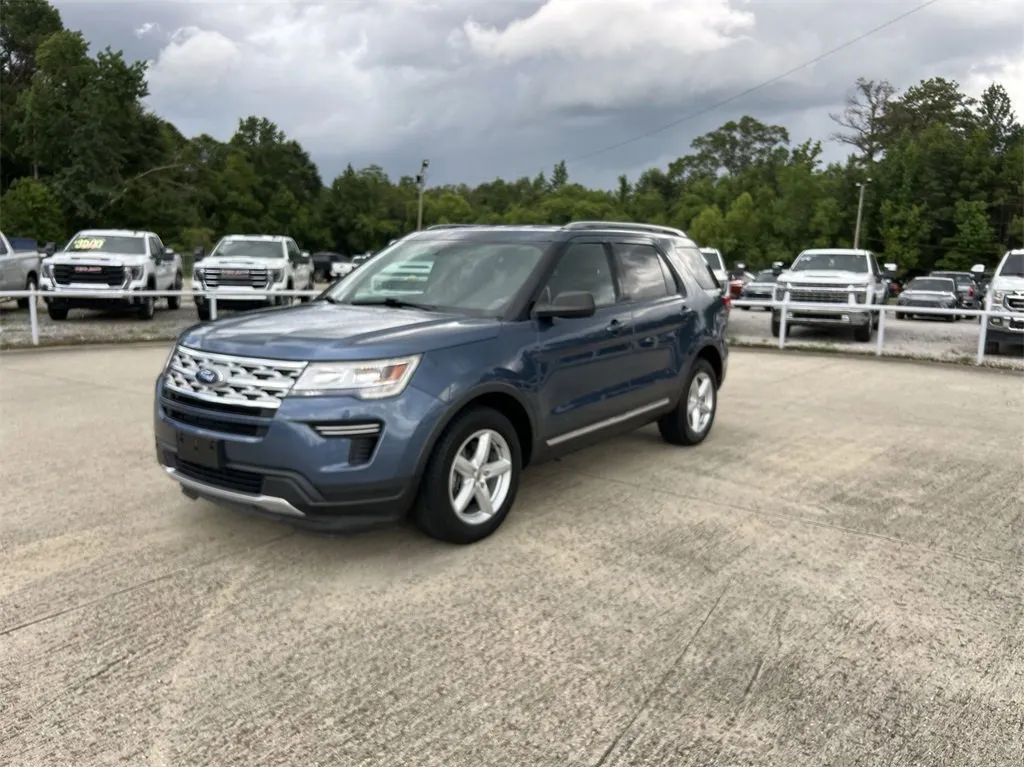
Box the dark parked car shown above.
[895,277,959,321]
[929,270,980,318]
[737,269,778,309]
[155,222,730,544]
[311,251,347,282]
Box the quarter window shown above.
[613,242,674,301]
[674,246,720,291]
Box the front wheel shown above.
[853,321,873,342]
[47,302,69,321]
[414,407,522,544]
[138,294,156,320]
[770,312,788,338]
[196,302,211,321]
[658,358,718,447]
[17,274,38,309]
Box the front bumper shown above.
[192,281,290,307]
[39,277,151,308]
[776,306,871,327]
[154,376,447,532]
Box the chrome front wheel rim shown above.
[448,428,513,525]
[686,371,715,434]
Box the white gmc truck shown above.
[0,231,43,309]
[38,229,183,320]
[191,234,315,321]
[772,248,891,343]
[984,249,1024,355]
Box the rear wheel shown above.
[47,302,69,321]
[414,407,522,544]
[658,359,718,447]
[895,312,905,320]
[167,273,183,310]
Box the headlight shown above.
[990,290,1007,306]
[129,265,144,280]
[291,355,421,399]
[270,269,285,283]
[193,267,204,280]
[42,263,54,278]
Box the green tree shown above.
[0,176,63,241]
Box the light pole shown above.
[853,177,872,250]
[416,159,429,230]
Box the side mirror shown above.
[534,290,596,320]
[43,242,56,257]
[883,263,897,272]
[970,263,985,274]
[735,262,746,270]
[193,246,205,260]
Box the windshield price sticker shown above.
[72,237,105,250]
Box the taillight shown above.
[969,286,975,297]
[723,295,732,311]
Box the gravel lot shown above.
[2,347,1022,766]
[2,293,1022,369]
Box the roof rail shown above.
[424,223,482,230]
[561,221,689,238]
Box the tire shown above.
[947,314,956,323]
[658,358,718,447]
[196,302,211,322]
[770,312,788,338]
[895,312,905,320]
[17,274,37,310]
[853,321,873,342]
[313,268,325,283]
[47,302,69,321]
[300,277,314,303]
[138,293,156,320]
[984,341,999,355]
[413,407,522,544]
[167,273,183,310]
[739,306,750,311]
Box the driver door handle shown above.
[606,318,626,334]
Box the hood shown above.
[51,251,143,264]
[900,290,954,298]
[780,270,870,284]
[179,302,501,362]
[991,275,1024,291]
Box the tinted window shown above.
[540,242,616,308]
[998,253,1024,277]
[907,278,955,292]
[674,245,720,290]
[613,243,674,301]
[791,252,868,273]
[212,239,284,259]
[0,239,8,255]
[753,270,778,283]
[700,249,724,271]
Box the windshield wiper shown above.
[349,297,438,311]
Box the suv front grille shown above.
[1004,295,1024,312]
[164,346,307,410]
[176,460,263,495]
[786,285,853,305]
[202,268,270,288]
[53,264,125,287]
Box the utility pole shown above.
[853,177,872,250]
[416,159,429,231]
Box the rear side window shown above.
[672,245,720,291]
[612,243,675,301]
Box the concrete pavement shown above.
[1,346,1022,766]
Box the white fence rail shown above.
[0,289,321,346]
[0,288,1020,365]
[731,290,1020,365]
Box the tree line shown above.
[1,0,1021,274]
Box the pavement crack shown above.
[591,578,733,767]
[742,656,764,700]
[0,530,294,637]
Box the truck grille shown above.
[1004,295,1024,312]
[786,285,853,305]
[52,264,125,286]
[164,345,307,410]
[202,268,270,288]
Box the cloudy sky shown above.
[54,0,1024,188]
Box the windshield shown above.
[321,239,546,316]
[791,252,868,273]
[997,253,1024,277]
[211,239,284,259]
[701,250,724,271]
[753,271,778,283]
[907,278,954,292]
[66,234,147,255]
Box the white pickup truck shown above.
[772,248,892,343]
[191,234,316,321]
[699,247,728,289]
[983,249,1024,355]
[0,231,43,309]
[39,229,183,320]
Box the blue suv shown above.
[154,222,729,544]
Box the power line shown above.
[563,0,943,166]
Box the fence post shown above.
[778,290,790,349]
[210,296,218,321]
[29,288,39,346]
[976,307,988,365]
[875,304,886,356]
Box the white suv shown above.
[192,234,316,321]
[39,229,182,320]
[984,249,1024,355]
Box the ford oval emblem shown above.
[195,367,222,386]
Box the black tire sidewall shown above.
[415,407,522,544]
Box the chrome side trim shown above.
[545,398,671,447]
[165,466,306,518]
